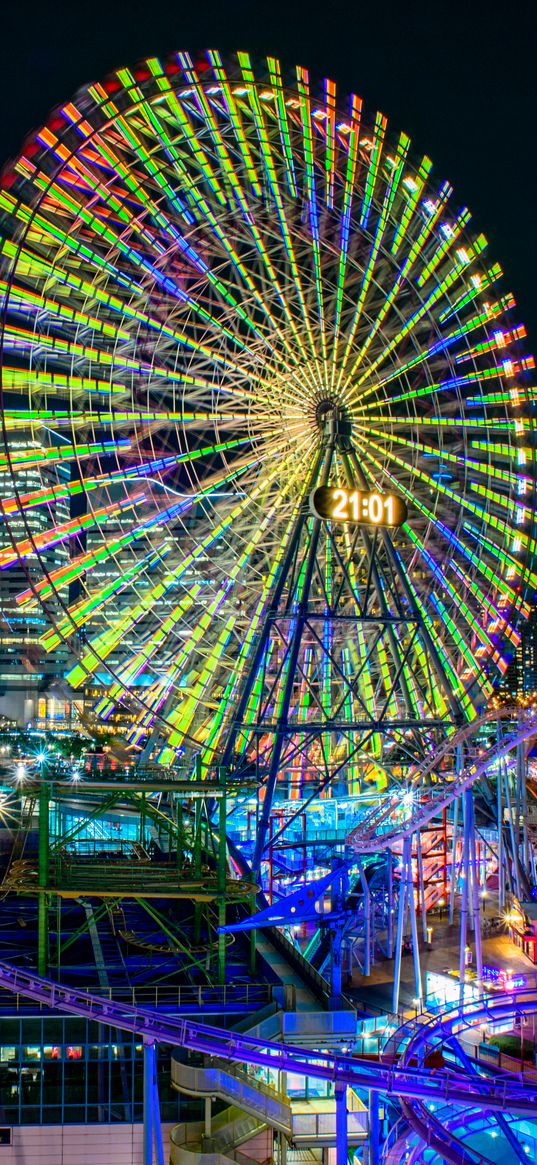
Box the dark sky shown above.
[1,0,536,346]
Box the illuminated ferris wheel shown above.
[0,50,535,792]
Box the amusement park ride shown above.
[0,46,537,1165]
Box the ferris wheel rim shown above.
[0,49,534,763]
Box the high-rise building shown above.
[522,608,537,696]
[0,441,71,726]
[501,649,521,702]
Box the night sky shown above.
[0,0,536,346]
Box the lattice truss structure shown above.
[0,50,535,787]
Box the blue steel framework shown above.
[219,408,461,882]
[348,706,537,1010]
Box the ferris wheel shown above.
[0,50,534,786]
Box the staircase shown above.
[171,1056,292,1135]
[170,1110,270,1165]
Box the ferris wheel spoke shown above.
[438,262,505,324]
[0,191,136,296]
[94,461,311,724]
[0,409,254,434]
[67,577,201,690]
[160,617,238,751]
[207,52,263,197]
[295,65,328,373]
[66,438,314,702]
[0,435,252,490]
[94,593,207,719]
[2,454,254,548]
[340,178,454,387]
[360,447,530,622]
[332,94,362,351]
[348,246,489,403]
[21,456,258,615]
[346,201,484,397]
[358,111,388,231]
[1,243,261,367]
[390,154,433,256]
[416,206,472,288]
[403,524,508,667]
[335,124,408,390]
[232,54,324,377]
[5,183,277,370]
[357,428,531,562]
[41,540,171,653]
[265,57,298,197]
[383,363,523,407]
[0,491,147,570]
[0,327,241,396]
[353,294,516,399]
[169,52,316,372]
[361,414,516,432]
[0,274,128,344]
[395,567,479,717]
[428,588,495,695]
[371,438,519,491]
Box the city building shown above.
[0,441,71,726]
[522,608,537,696]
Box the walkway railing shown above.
[172,1057,292,1135]
[170,1112,267,1165]
[0,980,273,1014]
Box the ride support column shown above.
[335,1080,348,1165]
[369,1090,380,1165]
[143,1040,164,1165]
[217,765,227,985]
[37,774,49,977]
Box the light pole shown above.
[37,753,49,977]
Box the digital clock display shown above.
[310,486,407,527]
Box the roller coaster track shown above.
[347,706,537,853]
[0,962,537,1118]
[385,983,537,1165]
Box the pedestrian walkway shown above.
[254,932,320,1011]
[348,919,535,1012]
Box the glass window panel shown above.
[63,1105,86,1122]
[88,1044,108,1060]
[21,1021,42,1043]
[41,1107,62,1124]
[0,1021,19,1043]
[22,1046,41,1062]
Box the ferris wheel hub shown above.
[315,398,353,447]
